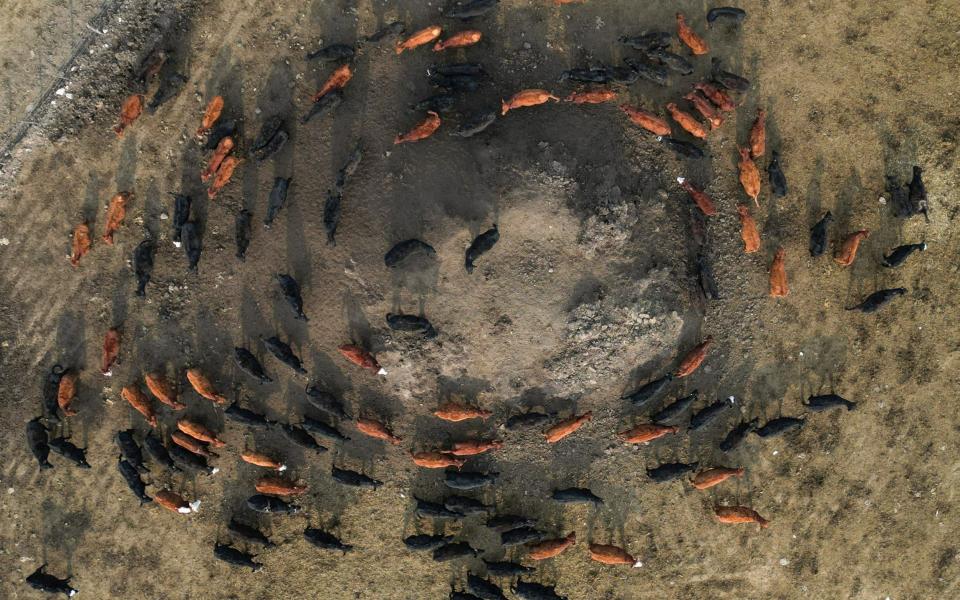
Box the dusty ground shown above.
[0,0,102,137]
[0,0,958,598]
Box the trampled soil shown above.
[0,1,958,599]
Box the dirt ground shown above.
[0,0,958,598]
[0,0,101,136]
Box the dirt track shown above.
[0,1,959,599]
